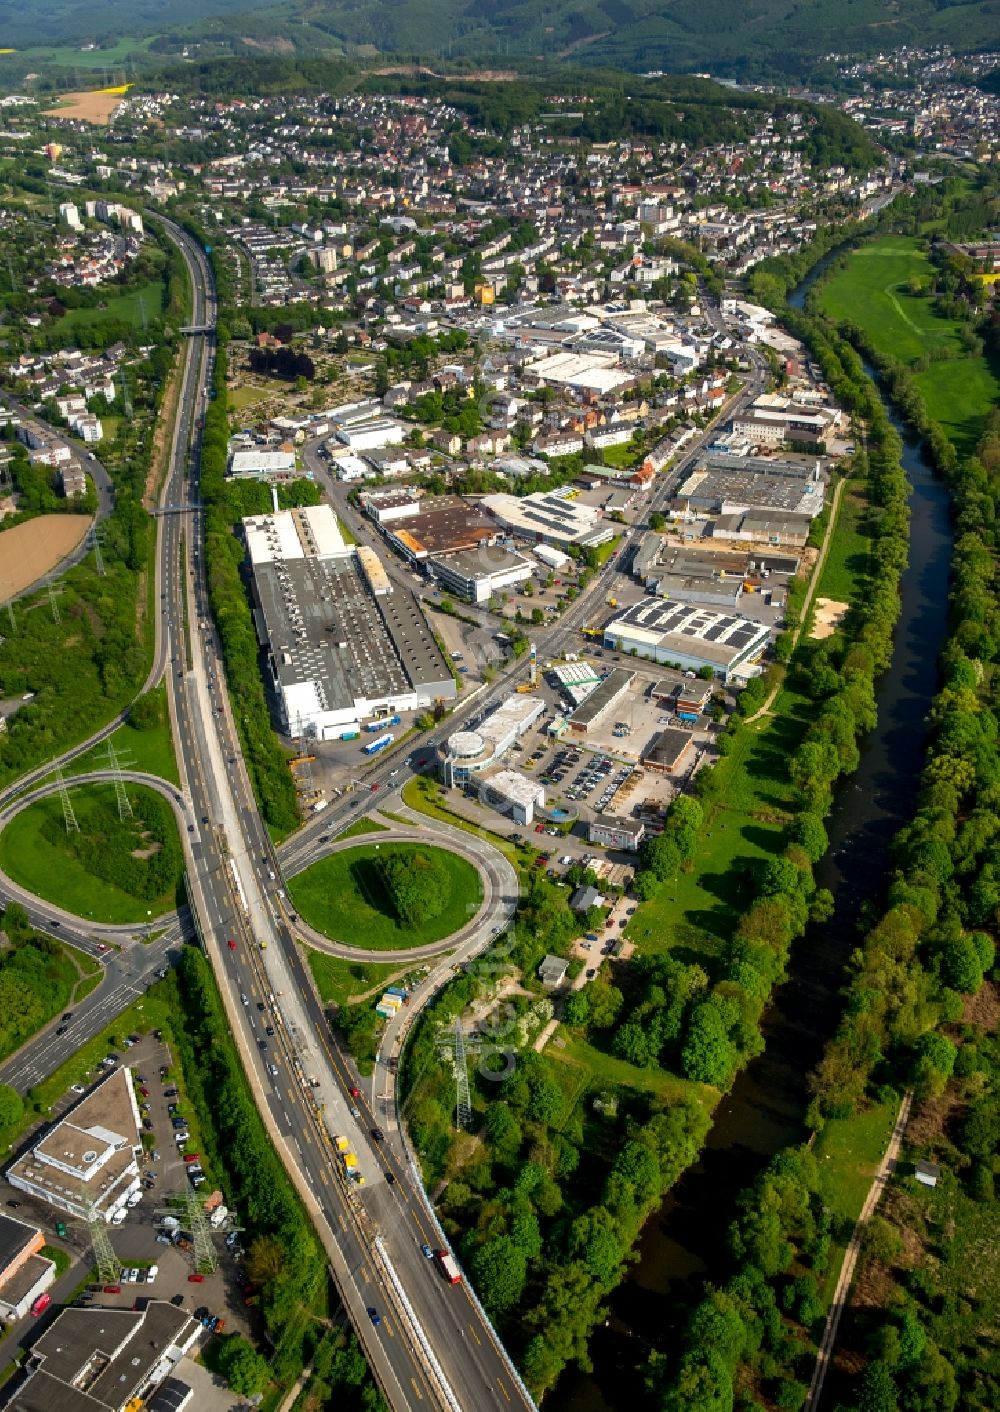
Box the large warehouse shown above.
[603,600,770,682]
[675,454,826,519]
[245,506,455,738]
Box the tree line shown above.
[196,334,300,836]
[652,200,1000,1412]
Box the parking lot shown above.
[1,1033,251,1341]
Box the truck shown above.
[365,714,401,732]
[435,1249,462,1286]
[334,1135,351,1153]
[312,800,329,813]
[362,733,394,757]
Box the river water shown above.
[553,258,953,1411]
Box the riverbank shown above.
[553,228,954,1411]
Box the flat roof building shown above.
[476,768,545,825]
[676,453,825,519]
[439,695,545,788]
[229,449,296,481]
[382,497,500,563]
[604,600,770,683]
[245,507,454,738]
[641,728,699,775]
[589,817,646,852]
[568,668,635,733]
[6,1069,141,1224]
[244,504,347,566]
[427,546,534,604]
[482,491,615,550]
[2,1302,200,1412]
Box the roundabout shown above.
[287,838,482,952]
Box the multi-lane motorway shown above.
[141,220,537,1412]
[0,218,771,1409]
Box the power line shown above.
[102,738,135,821]
[46,583,65,623]
[55,767,80,833]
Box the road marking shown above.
[469,1323,481,1345]
[384,1318,394,1339]
[410,1378,424,1401]
[497,1379,511,1402]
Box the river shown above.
[552,256,953,1412]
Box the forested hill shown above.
[0,0,998,82]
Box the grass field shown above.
[813,477,870,607]
[334,816,387,841]
[67,686,179,784]
[0,783,183,924]
[50,281,163,339]
[288,841,482,950]
[401,775,521,867]
[812,1099,896,1225]
[228,385,271,412]
[818,238,963,364]
[628,690,807,968]
[549,1030,709,1107]
[819,235,1000,455]
[913,354,1000,455]
[307,951,430,1008]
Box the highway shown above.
[150,220,537,1412]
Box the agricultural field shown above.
[289,840,482,950]
[42,87,128,124]
[0,514,93,600]
[0,782,184,924]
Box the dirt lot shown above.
[811,596,849,640]
[43,90,126,124]
[0,514,92,600]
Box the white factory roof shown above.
[244,504,348,566]
[445,694,545,762]
[482,769,545,808]
[229,449,296,477]
[482,491,614,548]
[530,351,633,394]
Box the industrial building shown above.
[245,505,455,737]
[427,546,535,604]
[675,453,825,519]
[603,600,770,682]
[1,1302,200,1412]
[360,486,425,524]
[228,448,296,481]
[379,496,501,563]
[438,695,545,788]
[568,668,635,734]
[476,768,546,825]
[0,1216,56,1323]
[589,817,646,852]
[6,1069,141,1223]
[482,490,616,550]
[641,728,699,775]
[710,509,812,549]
